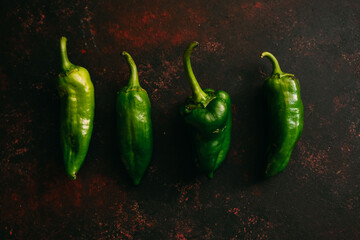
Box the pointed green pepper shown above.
[180,41,232,178]
[262,52,304,177]
[116,51,153,185]
[58,37,95,180]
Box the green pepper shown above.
[58,37,95,180]
[261,52,304,177]
[116,51,153,185]
[180,41,232,179]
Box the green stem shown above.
[261,52,283,75]
[122,51,139,88]
[60,36,73,72]
[183,41,207,103]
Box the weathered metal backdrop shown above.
[1,0,359,239]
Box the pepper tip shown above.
[261,52,269,58]
[191,41,199,48]
[133,178,141,186]
[69,172,77,180]
[261,51,283,74]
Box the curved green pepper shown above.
[180,41,232,179]
[116,51,153,185]
[262,52,304,177]
[58,37,94,180]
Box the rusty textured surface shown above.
[1,0,360,239]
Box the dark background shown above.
[1,0,359,239]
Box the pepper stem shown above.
[122,51,140,88]
[261,52,283,75]
[183,41,207,103]
[60,36,74,72]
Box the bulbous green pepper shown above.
[180,41,232,179]
[262,52,304,177]
[58,37,95,180]
[116,51,153,185]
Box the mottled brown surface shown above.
[1,0,360,239]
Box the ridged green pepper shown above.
[58,37,94,180]
[262,52,304,177]
[116,51,153,185]
[180,41,232,179]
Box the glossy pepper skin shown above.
[180,41,232,179]
[116,52,153,185]
[58,37,94,180]
[262,52,304,177]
